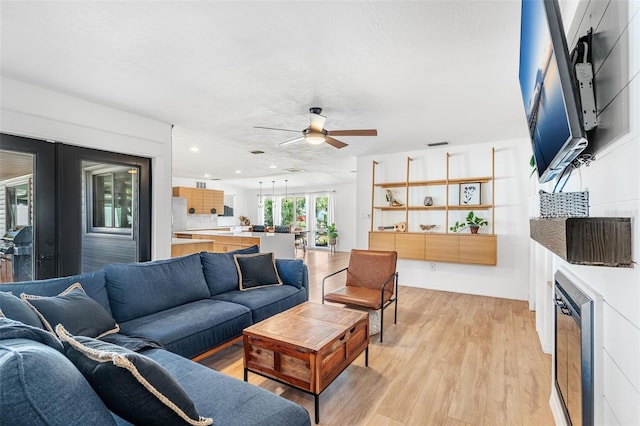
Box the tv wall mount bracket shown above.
[572,29,597,132]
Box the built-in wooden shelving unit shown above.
[369,148,497,266]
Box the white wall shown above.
[0,77,173,259]
[531,1,640,425]
[356,139,533,301]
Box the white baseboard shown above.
[549,385,568,426]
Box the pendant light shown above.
[258,181,263,208]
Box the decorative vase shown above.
[423,196,433,206]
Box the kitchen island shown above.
[173,230,295,259]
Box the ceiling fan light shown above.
[305,133,325,145]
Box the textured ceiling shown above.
[0,1,528,189]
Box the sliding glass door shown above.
[1,133,151,280]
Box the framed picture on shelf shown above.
[459,182,481,205]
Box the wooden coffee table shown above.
[243,302,369,424]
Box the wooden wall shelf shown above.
[530,218,633,267]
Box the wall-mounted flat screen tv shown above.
[519,0,588,183]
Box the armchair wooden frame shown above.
[322,268,398,343]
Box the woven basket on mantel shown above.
[538,190,589,218]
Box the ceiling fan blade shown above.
[327,129,378,137]
[325,136,348,149]
[254,126,301,133]
[309,113,327,132]
[278,137,305,146]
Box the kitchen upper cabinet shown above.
[172,187,224,214]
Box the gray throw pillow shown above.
[56,325,213,426]
[0,291,43,328]
[21,283,119,338]
[234,252,283,291]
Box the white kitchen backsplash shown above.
[186,214,218,230]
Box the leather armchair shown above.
[322,249,398,342]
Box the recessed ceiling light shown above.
[189,147,200,152]
[235,170,242,174]
[269,165,277,169]
[204,174,210,178]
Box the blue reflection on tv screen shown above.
[519,0,572,180]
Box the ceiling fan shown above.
[254,107,377,149]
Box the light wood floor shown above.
[199,250,554,425]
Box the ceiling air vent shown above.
[283,168,305,173]
[250,150,265,154]
[196,181,206,188]
[426,141,449,147]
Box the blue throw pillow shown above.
[234,252,283,291]
[0,337,116,426]
[0,291,42,328]
[200,245,259,295]
[275,259,304,289]
[56,325,213,426]
[0,317,63,352]
[21,283,119,338]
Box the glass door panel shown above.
[0,151,34,282]
[312,195,329,248]
[0,134,57,281]
[81,161,139,272]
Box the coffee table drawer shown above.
[319,318,368,388]
[244,335,313,391]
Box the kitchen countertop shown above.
[177,230,288,238]
[171,237,214,245]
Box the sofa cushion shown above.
[0,337,116,426]
[56,325,213,426]
[0,270,113,315]
[0,291,42,328]
[141,348,311,426]
[118,299,252,359]
[234,252,282,291]
[21,283,119,339]
[104,253,211,323]
[200,245,259,296]
[211,285,307,323]
[275,259,304,289]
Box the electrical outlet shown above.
[429,263,436,272]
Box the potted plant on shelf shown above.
[327,223,338,245]
[449,211,488,234]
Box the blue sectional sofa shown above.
[0,247,311,425]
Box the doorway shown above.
[0,133,151,281]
